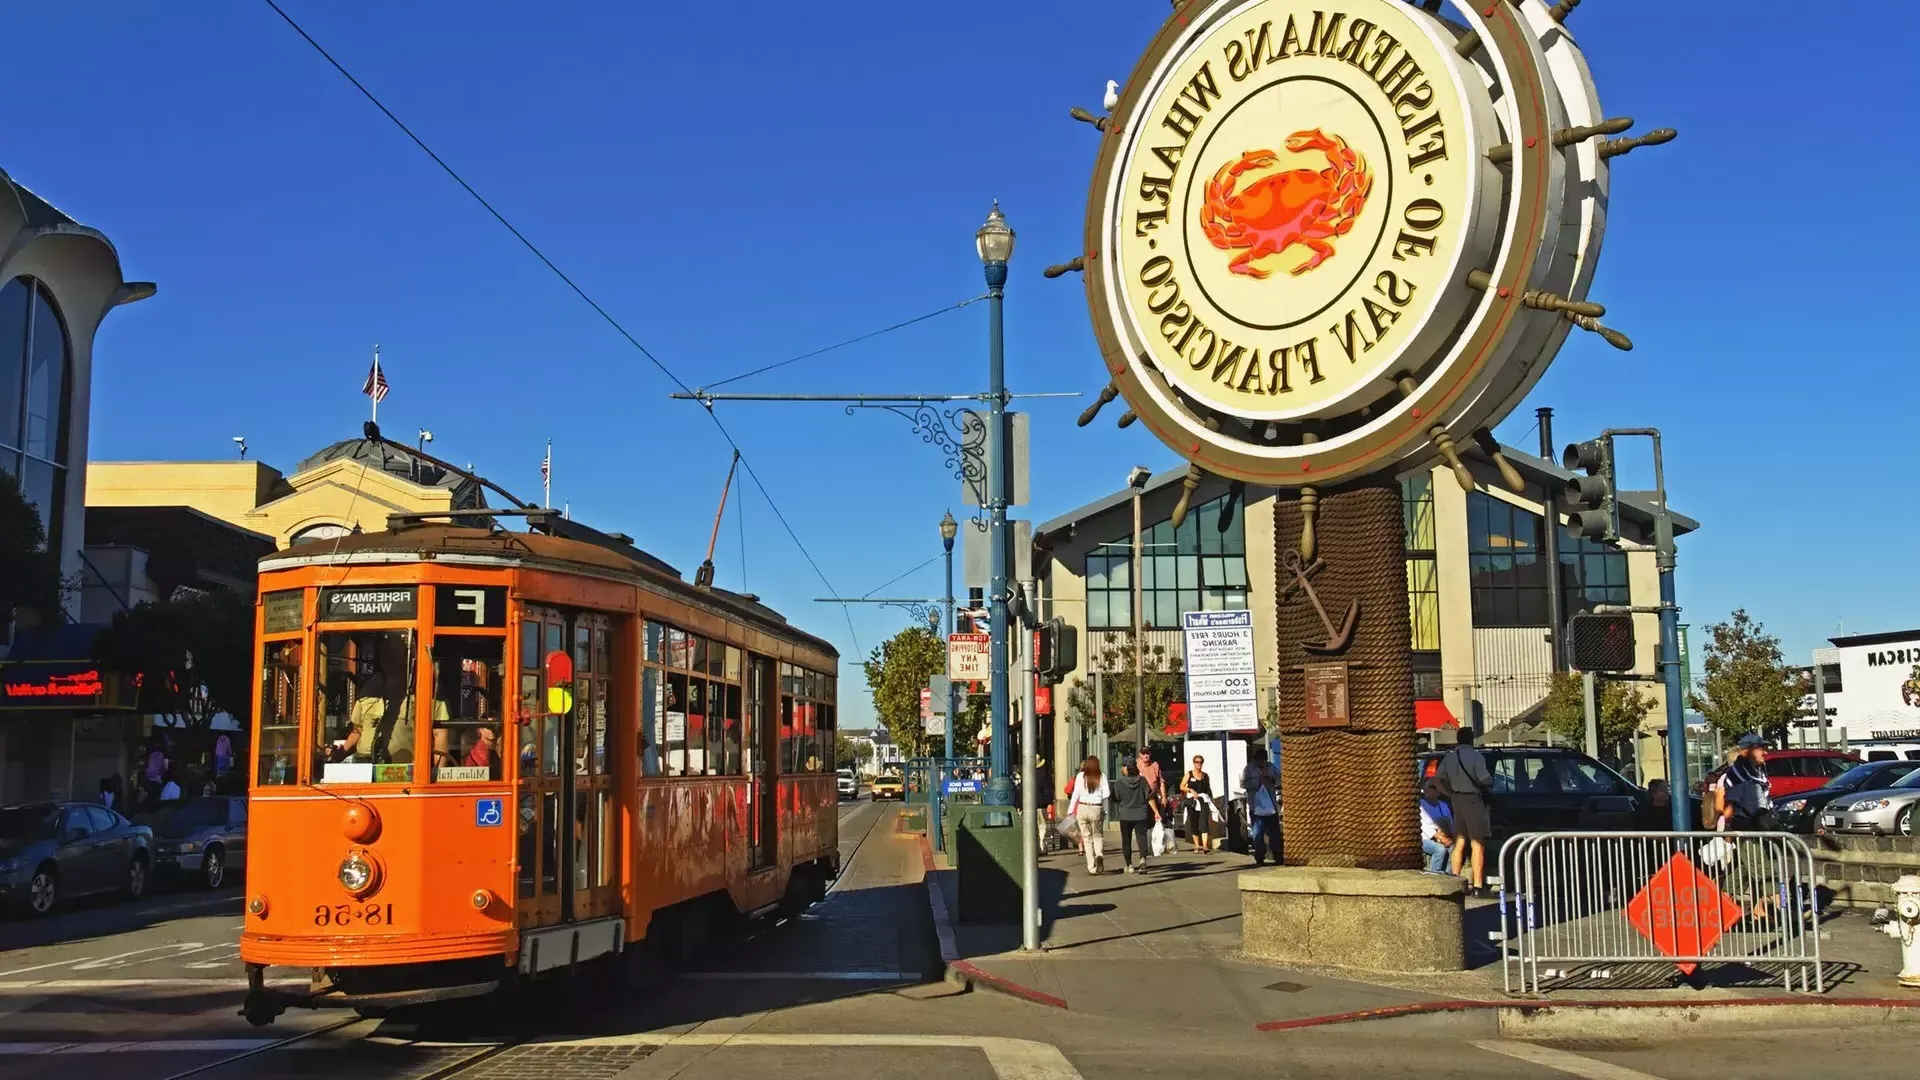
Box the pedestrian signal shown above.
[1568,613,1635,673]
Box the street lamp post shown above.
[941,510,959,765]
[977,202,1015,808]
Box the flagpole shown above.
[371,345,380,425]
[543,440,552,509]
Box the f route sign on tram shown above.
[1623,850,1745,974]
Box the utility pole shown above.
[1582,671,1600,758]
[1020,586,1040,951]
[1130,467,1149,750]
[1539,407,1565,672]
[1814,663,1829,750]
[942,511,959,764]
[978,204,1015,808]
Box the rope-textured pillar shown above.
[1274,483,1419,870]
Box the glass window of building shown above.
[1084,493,1247,629]
[1402,473,1443,699]
[0,278,71,559]
[1468,491,1549,627]
[1558,529,1629,615]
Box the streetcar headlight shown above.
[472,888,494,911]
[338,850,380,897]
[248,894,269,917]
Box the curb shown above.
[918,836,1069,1010]
[1256,996,1920,1033]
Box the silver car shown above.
[134,797,247,889]
[1819,768,1920,836]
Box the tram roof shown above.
[259,521,837,658]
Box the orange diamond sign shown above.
[1624,852,1745,975]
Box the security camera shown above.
[232,436,248,459]
[418,429,434,444]
[1127,465,1152,490]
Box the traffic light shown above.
[1568,612,1635,673]
[1035,618,1078,685]
[1561,437,1619,543]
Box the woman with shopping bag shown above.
[1111,759,1164,874]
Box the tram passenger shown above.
[339,645,448,763]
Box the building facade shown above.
[1031,443,1698,789]
[88,438,489,548]
[1,168,153,623]
[1800,631,1920,748]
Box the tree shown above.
[1688,609,1808,745]
[1537,672,1656,760]
[1064,630,1185,740]
[0,469,61,629]
[862,626,946,760]
[96,588,256,732]
[834,732,859,771]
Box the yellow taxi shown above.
[869,771,905,801]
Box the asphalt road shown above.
[2,799,1915,1078]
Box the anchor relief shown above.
[1279,548,1358,656]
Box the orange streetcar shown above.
[239,509,840,1025]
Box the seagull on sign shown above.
[1103,80,1120,111]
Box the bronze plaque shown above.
[262,590,304,635]
[1303,663,1350,730]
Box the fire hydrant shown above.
[1874,873,1920,988]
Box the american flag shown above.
[541,443,551,483]
[361,348,389,403]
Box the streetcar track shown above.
[155,1016,362,1080]
[825,797,889,898]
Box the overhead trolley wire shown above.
[262,0,863,656]
[699,295,988,393]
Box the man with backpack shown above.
[1439,728,1494,896]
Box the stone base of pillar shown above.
[1239,866,1466,973]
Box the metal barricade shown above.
[1499,831,1823,995]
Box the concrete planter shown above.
[1240,866,1466,973]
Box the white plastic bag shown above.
[1699,836,1736,869]
[1150,820,1170,857]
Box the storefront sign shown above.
[262,590,304,634]
[1,663,108,707]
[1084,0,1612,487]
[318,586,418,622]
[1183,610,1259,732]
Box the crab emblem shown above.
[1199,129,1374,278]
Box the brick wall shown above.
[1810,834,1920,908]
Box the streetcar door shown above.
[517,608,566,927]
[568,615,618,923]
[517,607,619,927]
[747,655,776,871]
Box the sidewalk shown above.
[919,824,1920,1032]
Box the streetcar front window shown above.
[314,629,422,784]
[257,640,302,787]
[428,636,505,782]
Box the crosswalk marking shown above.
[1471,1040,1668,1080]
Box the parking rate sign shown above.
[1182,610,1259,733]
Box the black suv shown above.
[1417,746,1695,850]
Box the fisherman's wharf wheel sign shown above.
[1079,0,1667,490]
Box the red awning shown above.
[1415,700,1456,731]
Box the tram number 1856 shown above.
[314,902,396,927]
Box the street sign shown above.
[1182,610,1259,732]
[920,687,940,734]
[962,519,1031,591]
[948,633,990,681]
[943,778,982,795]
[1623,851,1745,974]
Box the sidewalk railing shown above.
[1499,831,1823,995]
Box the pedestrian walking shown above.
[1112,759,1163,873]
[1418,780,1455,874]
[1136,748,1166,801]
[1069,757,1111,873]
[158,769,182,802]
[1440,728,1494,895]
[1241,746,1281,866]
[1181,754,1216,853]
[1711,735,1775,832]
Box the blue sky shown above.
[12,1,1915,727]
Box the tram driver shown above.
[335,637,447,764]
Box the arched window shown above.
[289,522,352,545]
[0,277,72,556]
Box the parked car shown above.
[1818,767,1920,836]
[1416,746,1699,851]
[134,796,247,889]
[870,772,905,801]
[1700,748,1858,799]
[1852,742,1920,763]
[836,769,858,800]
[0,802,154,916]
[1772,760,1920,833]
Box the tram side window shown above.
[665,671,689,776]
[686,677,709,776]
[640,667,662,777]
[722,682,743,774]
[257,640,301,786]
[779,690,795,774]
[315,630,428,784]
[429,637,504,782]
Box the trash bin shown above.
[954,804,1023,923]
